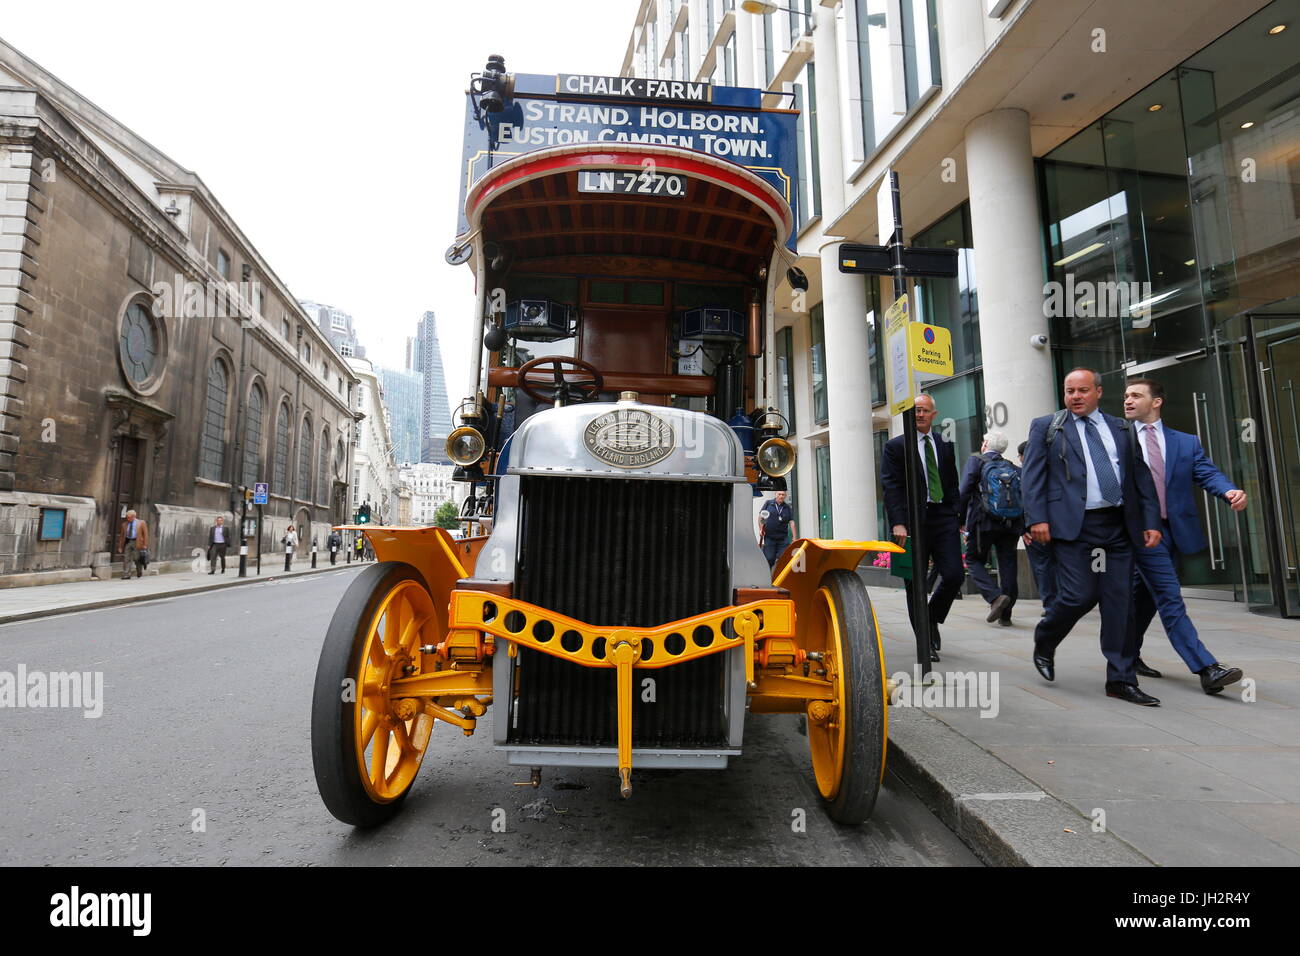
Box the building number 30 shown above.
[984,401,1009,429]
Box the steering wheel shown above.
[516,356,605,406]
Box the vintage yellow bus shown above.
[311,59,900,827]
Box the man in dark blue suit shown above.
[1123,378,1247,695]
[881,393,964,661]
[1022,368,1164,705]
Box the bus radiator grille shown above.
[511,475,732,748]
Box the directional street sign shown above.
[838,242,959,278]
[253,482,269,505]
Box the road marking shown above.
[958,792,1048,801]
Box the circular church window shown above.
[118,299,166,394]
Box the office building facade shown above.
[623,0,1300,616]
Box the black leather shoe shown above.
[1199,663,1242,695]
[1032,650,1055,682]
[1106,682,1160,706]
[999,614,1012,627]
[987,594,1011,623]
[930,647,940,662]
[1135,658,1163,679]
[930,624,941,652]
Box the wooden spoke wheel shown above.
[805,569,887,824]
[311,562,438,827]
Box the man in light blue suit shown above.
[1123,378,1248,695]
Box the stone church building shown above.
[0,38,359,583]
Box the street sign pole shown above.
[238,491,248,578]
[840,170,959,676]
[887,171,933,676]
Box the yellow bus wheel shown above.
[311,562,437,827]
[806,569,887,824]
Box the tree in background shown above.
[433,500,459,530]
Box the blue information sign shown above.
[458,72,800,249]
[253,482,269,505]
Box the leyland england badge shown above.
[583,408,676,468]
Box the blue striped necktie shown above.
[1082,416,1122,505]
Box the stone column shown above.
[964,109,1056,449]
[735,1,758,88]
[812,0,878,539]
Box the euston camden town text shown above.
[499,101,769,158]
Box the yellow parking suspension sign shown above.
[885,295,953,416]
[906,322,953,380]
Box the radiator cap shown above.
[618,390,639,403]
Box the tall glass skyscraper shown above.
[413,311,454,464]
[376,367,422,466]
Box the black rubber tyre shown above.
[311,561,431,828]
[817,568,888,824]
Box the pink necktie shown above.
[1144,425,1166,520]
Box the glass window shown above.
[873,429,889,537]
[790,0,811,44]
[119,301,163,389]
[810,302,828,425]
[793,62,821,226]
[242,384,264,489]
[922,373,985,464]
[763,13,775,87]
[912,202,980,374]
[318,428,331,504]
[723,32,736,86]
[776,326,796,433]
[815,443,833,537]
[274,401,291,493]
[200,358,228,481]
[855,0,941,156]
[866,277,885,405]
[217,249,231,280]
[298,416,314,502]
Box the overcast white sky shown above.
[2,0,642,405]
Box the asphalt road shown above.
[0,569,979,866]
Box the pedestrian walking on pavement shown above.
[757,490,796,568]
[1019,441,1058,610]
[328,528,342,565]
[1123,378,1248,696]
[117,509,149,580]
[958,430,1024,626]
[1022,368,1164,706]
[354,535,365,562]
[207,515,230,574]
[282,524,298,573]
[881,392,964,662]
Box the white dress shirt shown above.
[1073,409,1122,509]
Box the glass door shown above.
[1247,311,1300,617]
[1125,353,1240,598]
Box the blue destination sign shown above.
[557,74,712,103]
[459,72,799,249]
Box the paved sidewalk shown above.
[869,584,1300,866]
[0,559,366,625]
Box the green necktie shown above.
[924,435,943,503]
